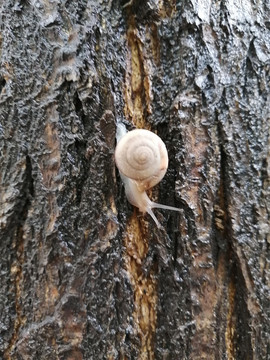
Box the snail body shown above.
[115,125,180,228]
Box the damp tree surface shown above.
[0,1,269,359]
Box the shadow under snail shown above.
[115,124,181,228]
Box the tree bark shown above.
[0,0,269,359]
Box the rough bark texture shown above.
[0,0,269,359]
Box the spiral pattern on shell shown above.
[115,129,168,191]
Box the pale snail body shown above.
[115,124,181,228]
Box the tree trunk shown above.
[0,1,269,359]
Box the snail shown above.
[115,124,181,228]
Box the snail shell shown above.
[115,129,168,192]
[115,126,180,228]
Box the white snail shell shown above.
[115,126,180,228]
[115,129,168,192]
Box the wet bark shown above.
[0,0,269,359]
